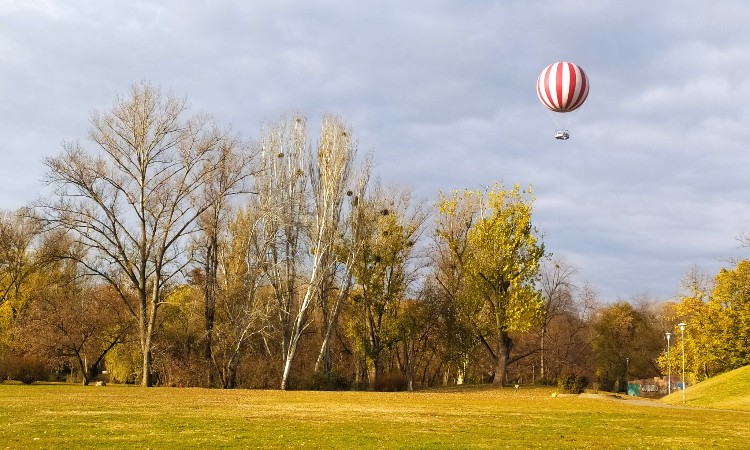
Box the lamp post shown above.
[678,322,687,403]
[625,357,630,393]
[665,332,672,395]
[625,357,629,379]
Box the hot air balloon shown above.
[537,62,589,140]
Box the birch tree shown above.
[39,82,248,386]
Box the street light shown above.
[625,357,629,380]
[678,322,687,403]
[665,332,672,395]
[624,357,630,394]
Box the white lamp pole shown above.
[665,332,672,395]
[678,322,687,403]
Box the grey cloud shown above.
[1,0,749,300]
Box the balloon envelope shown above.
[537,62,589,113]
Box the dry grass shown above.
[661,365,750,411]
[1,383,749,449]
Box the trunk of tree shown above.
[367,356,385,390]
[316,339,331,376]
[140,287,160,387]
[204,238,218,387]
[280,257,321,389]
[141,346,152,387]
[402,339,414,391]
[77,355,90,386]
[280,353,294,390]
[540,326,546,380]
[314,285,346,375]
[492,331,513,386]
[223,355,239,389]
[314,289,335,375]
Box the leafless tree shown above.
[313,157,372,376]
[208,206,272,389]
[678,265,713,300]
[38,82,249,386]
[191,136,256,386]
[538,257,577,379]
[253,114,359,389]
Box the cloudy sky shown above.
[1,1,749,301]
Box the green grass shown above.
[661,364,750,410]
[1,383,749,449]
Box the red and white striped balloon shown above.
[537,62,589,113]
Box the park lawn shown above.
[1,383,748,449]
[661,365,750,411]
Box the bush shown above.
[301,371,352,391]
[0,353,9,381]
[534,377,556,386]
[593,379,615,392]
[558,374,588,394]
[373,373,408,392]
[7,355,50,384]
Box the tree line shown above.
[0,82,748,390]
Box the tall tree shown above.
[538,258,577,380]
[430,187,477,385]
[314,157,372,377]
[210,207,272,389]
[192,135,254,386]
[254,115,358,389]
[436,183,545,385]
[347,185,426,388]
[591,299,662,389]
[39,82,248,386]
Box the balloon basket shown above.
[554,130,570,140]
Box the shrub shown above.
[593,379,615,392]
[558,374,588,394]
[534,377,556,386]
[8,355,50,384]
[373,373,408,392]
[0,352,9,381]
[301,371,352,391]
[105,342,140,384]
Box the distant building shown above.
[627,376,680,398]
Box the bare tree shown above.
[208,206,272,389]
[38,82,248,386]
[192,137,255,386]
[678,265,713,299]
[538,257,577,380]
[254,114,358,389]
[314,156,372,376]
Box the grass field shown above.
[661,364,750,411]
[1,383,749,449]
